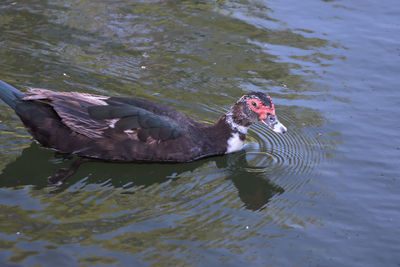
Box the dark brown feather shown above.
[16,88,229,162]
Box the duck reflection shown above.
[0,142,283,211]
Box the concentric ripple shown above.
[245,110,327,188]
[201,104,327,188]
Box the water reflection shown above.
[0,0,339,265]
[0,142,283,211]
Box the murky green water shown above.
[0,0,399,266]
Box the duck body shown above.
[0,80,286,163]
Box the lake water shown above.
[0,0,399,266]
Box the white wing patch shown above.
[108,119,118,129]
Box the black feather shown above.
[0,85,224,163]
[114,116,140,131]
[138,128,149,142]
[88,105,140,120]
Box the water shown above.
[0,0,399,265]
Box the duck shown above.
[0,80,287,163]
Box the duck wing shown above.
[22,89,183,142]
[88,102,182,141]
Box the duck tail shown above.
[0,80,24,110]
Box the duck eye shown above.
[251,101,258,108]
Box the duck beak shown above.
[262,114,287,134]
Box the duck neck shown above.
[205,112,248,154]
[224,110,249,135]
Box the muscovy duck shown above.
[0,80,286,162]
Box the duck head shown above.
[228,92,287,134]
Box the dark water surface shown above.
[0,0,399,266]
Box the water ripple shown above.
[245,110,326,190]
[201,103,326,187]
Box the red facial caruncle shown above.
[247,96,275,121]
